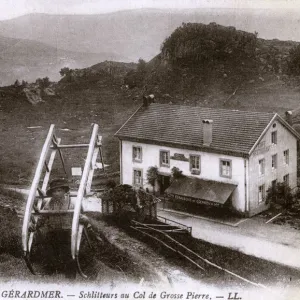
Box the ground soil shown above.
[0,192,196,288]
[1,191,300,293]
[260,201,300,230]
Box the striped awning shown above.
[165,176,237,207]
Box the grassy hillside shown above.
[2,22,300,185]
[126,23,300,114]
[0,72,141,185]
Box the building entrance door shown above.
[159,175,170,194]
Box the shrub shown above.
[105,179,117,189]
[171,166,184,180]
[266,182,294,208]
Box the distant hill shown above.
[1,8,300,63]
[0,35,126,86]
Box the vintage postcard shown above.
[0,1,300,299]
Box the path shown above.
[158,209,300,270]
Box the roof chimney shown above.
[202,119,213,146]
[143,94,155,107]
[285,110,293,126]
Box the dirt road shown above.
[158,209,300,269]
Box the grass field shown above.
[1,72,300,186]
[0,82,139,185]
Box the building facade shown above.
[115,102,299,216]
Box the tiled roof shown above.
[115,103,276,156]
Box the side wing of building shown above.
[248,118,298,216]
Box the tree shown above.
[36,77,50,89]
[124,58,148,88]
[14,79,20,87]
[137,58,147,74]
[287,45,300,75]
[21,80,28,87]
[59,67,71,77]
[146,166,159,194]
[108,184,136,212]
[266,182,294,209]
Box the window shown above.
[284,150,289,165]
[132,146,142,162]
[271,154,277,169]
[160,150,170,167]
[220,159,232,178]
[258,159,265,175]
[271,131,277,144]
[190,155,201,174]
[133,169,143,186]
[258,184,266,203]
[283,174,289,186]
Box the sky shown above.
[0,0,299,20]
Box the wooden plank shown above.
[22,124,55,253]
[130,226,205,271]
[76,224,84,252]
[71,124,99,259]
[141,224,177,227]
[32,210,74,216]
[265,212,283,224]
[44,161,49,173]
[98,137,106,172]
[53,136,68,176]
[50,144,90,149]
[134,227,187,233]
[27,232,35,252]
[41,138,61,193]
[132,221,267,289]
[85,146,100,194]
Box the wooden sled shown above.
[22,124,105,278]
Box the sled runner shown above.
[22,123,105,278]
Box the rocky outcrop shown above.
[23,85,43,105]
[22,84,56,105]
[44,87,55,96]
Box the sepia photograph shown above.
[1,0,300,299]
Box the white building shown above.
[115,101,299,216]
